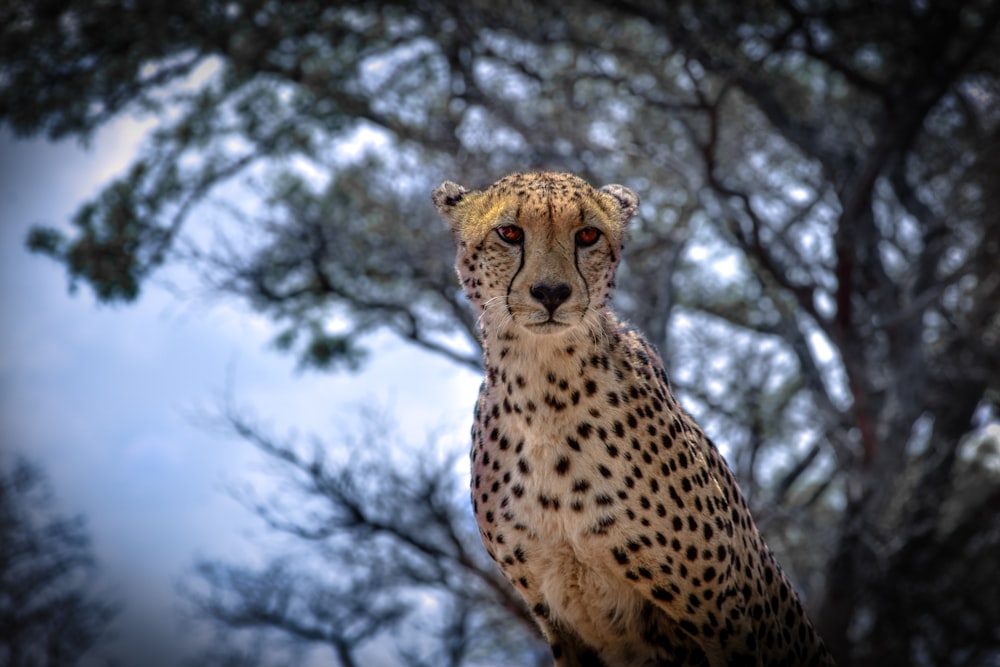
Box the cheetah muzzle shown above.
[434,172,836,667]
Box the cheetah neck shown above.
[480,309,616,378]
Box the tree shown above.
[182,407,547,667]
[0,456,118,667]
[4,1,999,665]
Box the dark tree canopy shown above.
[3,1,1000,665]
[0,457,118,667]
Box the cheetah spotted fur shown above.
[433,172,836,667]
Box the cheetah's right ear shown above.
[600,184,639,223]
[432,181,469,224]
[433,180,505,242]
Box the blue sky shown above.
[0,121,481,659]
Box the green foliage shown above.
[274,324,367,372]
[29,169,162,302]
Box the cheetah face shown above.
[433,172,638,337]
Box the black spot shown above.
[544,394,567,411]
[555,456,571,475]
[652,586,674,602]
[679,620,699,637]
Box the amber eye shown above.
[496,225,524,244]
[575,227,602,247]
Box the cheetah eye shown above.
[496,225,524,244]
[575,227,602,247]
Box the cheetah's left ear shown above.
[600,184,639,223]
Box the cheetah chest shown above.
[470,379,662,641]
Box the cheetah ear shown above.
[433,180,505,242]
[432,181,469,223]
[600,184,639,223]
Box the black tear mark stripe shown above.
[573,205,593,313]
[505,202,526,319]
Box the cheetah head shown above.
[433,172,638,338]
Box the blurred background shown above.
[1,1,998,666]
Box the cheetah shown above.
[433,172,836,667]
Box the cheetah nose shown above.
[530,282,572,314]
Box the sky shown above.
[0,121,482,661]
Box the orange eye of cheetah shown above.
[576,227,602,247]
[496,225,524,244]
